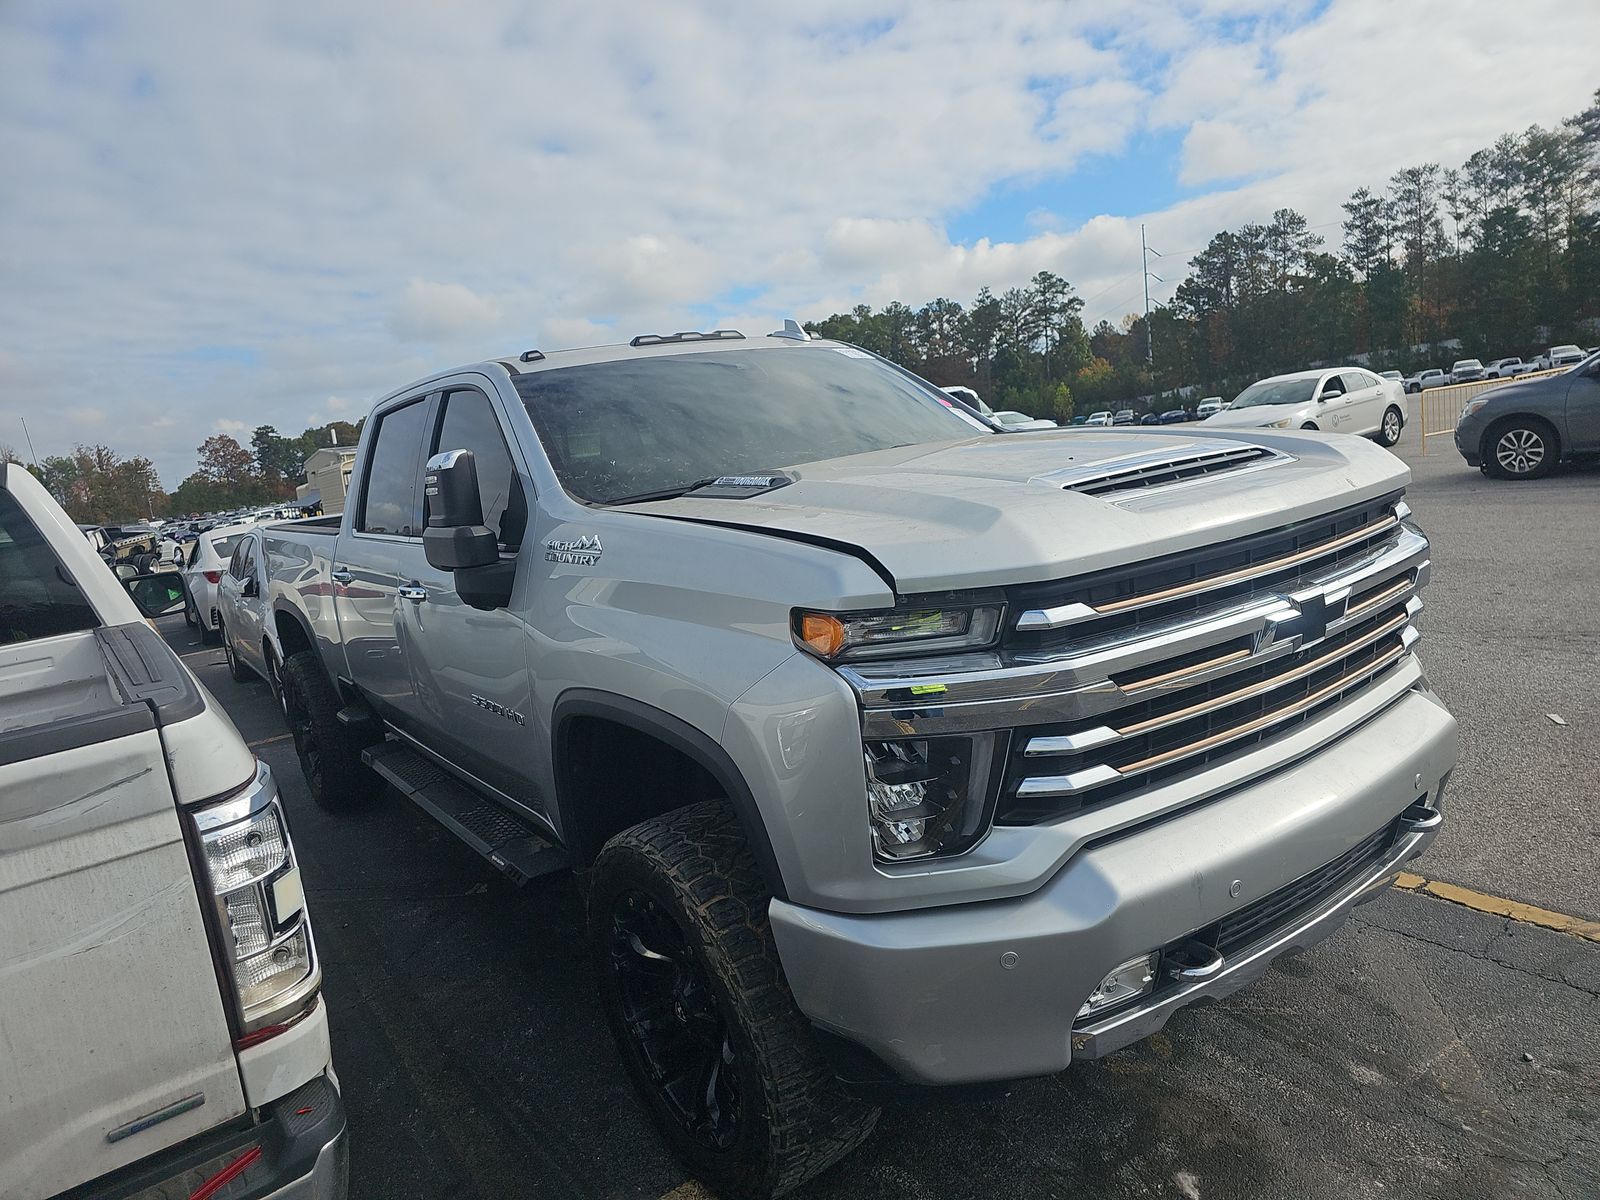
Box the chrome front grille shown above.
[843,492,1429,824]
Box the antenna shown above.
[19,417,39,468]
[1141,224,1164,366]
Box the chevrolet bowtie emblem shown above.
[1258,590,1348,652]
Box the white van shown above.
[0,464,346,1200]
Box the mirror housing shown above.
[422,448,516,610]
[423,449,498,572]
[124,572,189,618]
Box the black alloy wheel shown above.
[610,889,741,1151]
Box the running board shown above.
[362,740,567,885]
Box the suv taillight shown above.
[190,761,320,1042]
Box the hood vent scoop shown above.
[1035,441,1291,499]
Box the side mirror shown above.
[422,449,516,611]
[423,449,498,572]
[124,572,189,618]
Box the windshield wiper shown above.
[605,478,723,506]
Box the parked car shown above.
[1402,369,1449,394]
[0,463,345,1200]
[1455,349,1600,478]
[183,520,258,643]
[217,525,287,701]
[1112,408,1136,425]
[1158,408,1192,424]
[942,386,1057,432]
[1542,345,1587,370]
[1085,410,1113,426]
[1196,396,1225,418]
[1139,412,1161,425]
[1484,357,1532,379]
[1449,359,1485,383]
[1204,367,1408,446]
[1377,370,1402,383]
[263,327,1454,1196]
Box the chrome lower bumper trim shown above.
[1070,809,1442,1060]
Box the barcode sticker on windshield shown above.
[831,346,871,358]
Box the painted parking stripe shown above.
[248,733,293,750]
[1395,873,1600,942]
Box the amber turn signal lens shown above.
[798,612,848,658]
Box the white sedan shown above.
[1203,367,1408,447]
[181,520,259,643]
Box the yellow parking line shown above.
[248,733,293,750]
[1394,872,1600,942]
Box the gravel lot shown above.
[166,425,1598,1200]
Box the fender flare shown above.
[552,689,788,901]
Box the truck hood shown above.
[637,428,1409,593]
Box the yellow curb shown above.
[1393,872,1600,942]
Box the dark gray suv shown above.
[1455,352,1600,478]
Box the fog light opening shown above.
[1077,952,1158,1019]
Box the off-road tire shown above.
[1376,405,1404,447]
[221,623,253,683]
[588,802,879,1198]
[280,650,382,810]
[1483,416,1558,480]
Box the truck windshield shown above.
[513,346,987,505]
[1230,378,1319,409]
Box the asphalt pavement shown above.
[165,425,1598,1200]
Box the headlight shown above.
[1460,397,1491,422]
[794,601,1003,661]
[1265,418,1294,429]
[863,733,1004,861]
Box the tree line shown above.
[0,419,363,524]
[807,90,1600,420]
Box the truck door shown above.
[0,490,246,1198]
[389,383,541,809]
[334,393,435,717]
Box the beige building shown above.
[300,447,358,514]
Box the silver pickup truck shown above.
[265,327,1458,1198]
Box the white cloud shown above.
[215,418,250,435]
[388,279,503,343]
[0,0,1595,483]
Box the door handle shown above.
[331,567,354,585]
[398,584,428,603]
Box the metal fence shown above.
[1415,369,1565,454]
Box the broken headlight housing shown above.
[864,733,1005,861]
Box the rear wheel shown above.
[1376,405,1404,447]
[221,623,253,682]
[589,802,878,1198]
[1484,418,1557,480]
[280,651,382,810]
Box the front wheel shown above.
[1484,418,1557,480]
[280,651,382,810]
[589,802,878,1198]
[1376,405,1404,447]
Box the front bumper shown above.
[75,1073,347,1200]
[769,685,1456,1085]
[1454,416,1484,465]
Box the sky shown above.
[2,0,1596,487]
